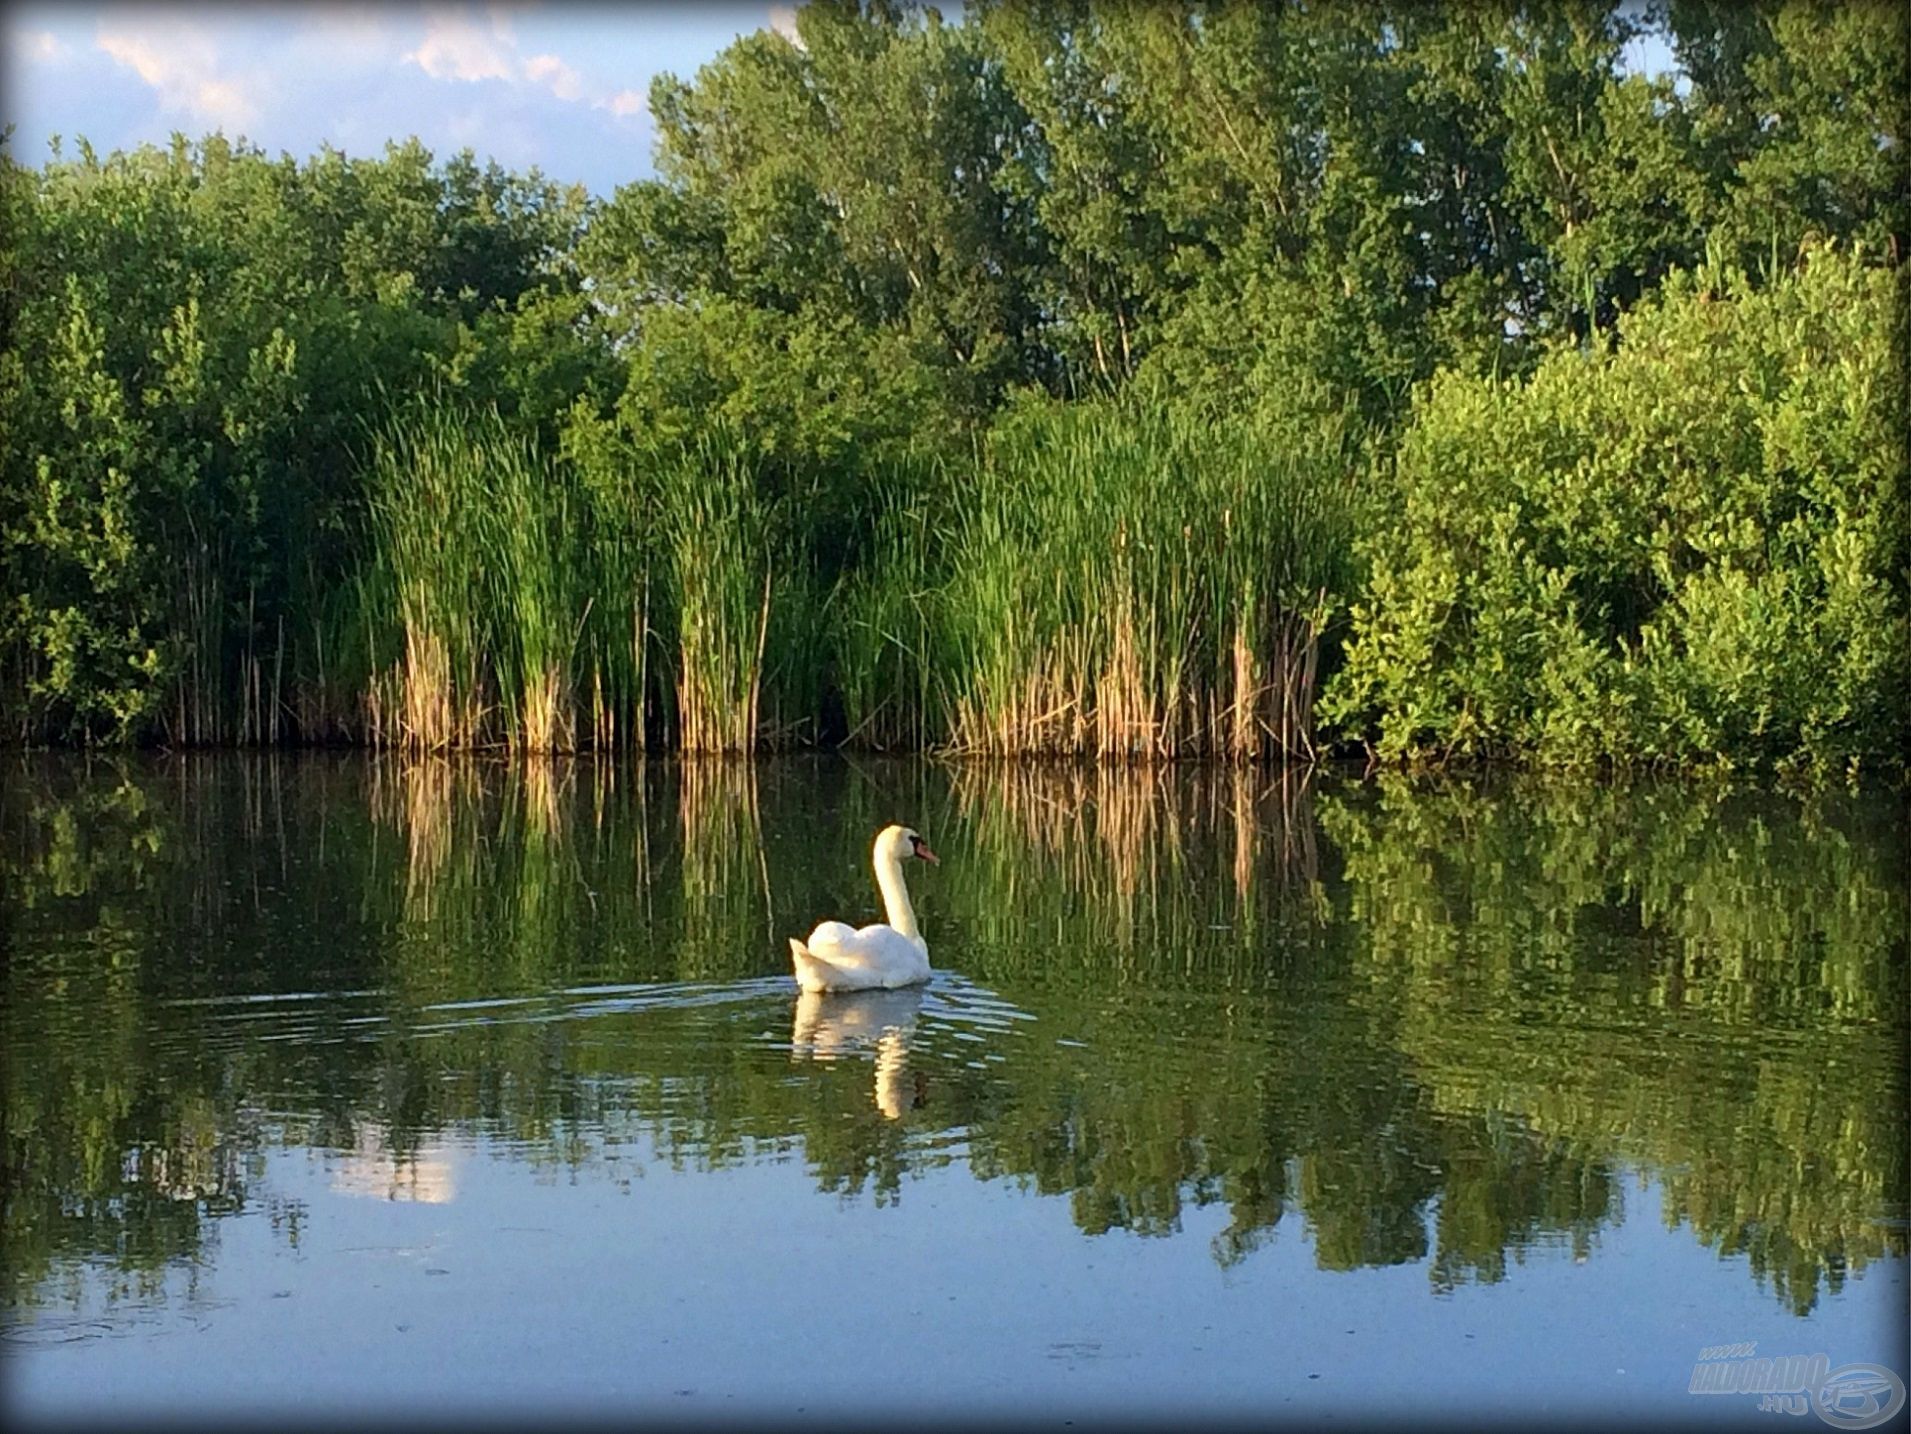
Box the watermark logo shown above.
[1690,1343,1906,1430]
[1816,1366,1908,1429]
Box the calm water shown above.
[2,754,1906,1429]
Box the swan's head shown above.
[876,823,939,867]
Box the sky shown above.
[2,3,1676,200]
[1,3,801,197]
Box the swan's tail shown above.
[789,937,826,993]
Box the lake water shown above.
[3,754,1905,1429]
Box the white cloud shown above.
[405,4,649,127]
[404,5,514,82]
[16,28,70,62]
[597,88,645,120]
[768,5,803,48]
[405,6,606,109]
[523,52,582,102]
[95,17,259,128]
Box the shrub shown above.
[1323,244,1909,771]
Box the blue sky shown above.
[1,3,797,196]
[3,4,1675,199]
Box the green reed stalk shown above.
[830,454,954,751]
[356,405,588,752]
[938,399,1352,761]
[480,429,581,753]
[658,430,777,754]
[346,395,1349,759]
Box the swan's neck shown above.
[875,850,921,942]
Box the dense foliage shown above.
[0,136,605,743]
[1324,247,1909,770]
[2,0,1905,765]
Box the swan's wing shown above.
[791,923,880,992]
[802,922,892,974]
[791,938,873,993]
[854,924,931,987]
[800,922,924,973]
[804,920,861,952]
[853,923,926,956]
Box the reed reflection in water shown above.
[2,750,1904,1346]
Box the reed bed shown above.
[660,439,777,754]
[158,558,293,749]
[352,411,798,755]
[938,401,1352,760]
[339,398,1353,760]
[829,460,952,751]
[357,406,573,752]
[572,433,655,754]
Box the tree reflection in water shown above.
[2,754,1903,1319]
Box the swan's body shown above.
[789,824,938,993]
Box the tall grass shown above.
[660,436,776,754]
[937,400,1353,760]
[829,454,953,751]
[356,405,580,751]
[573,431,655,753]
[342,398,1354,760]
[598,423,813,753]
[352,409,803,755]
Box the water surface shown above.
[3,755,1905,1428]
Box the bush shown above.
[1322,244,1910,771]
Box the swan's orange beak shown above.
[914,840,940,865]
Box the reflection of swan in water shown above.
[791,987,925,1118]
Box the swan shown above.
[788,824,938,992]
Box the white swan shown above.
[788,824,938,992]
